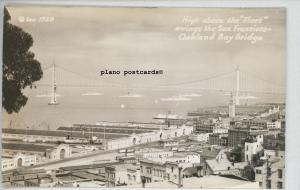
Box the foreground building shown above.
[255,150,285,189]
[131,175,259,188]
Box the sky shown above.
[2,6,287,128]
[6,7,286,87]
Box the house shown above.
[136,148,200,169]
[126,164,141,186]
[2,169,51,187]
[139,159,183,184]
[140,159,166,183]
[100,164,142,187]
[255,150,285,189]
[165,162,182,185]
[135,148,174,162]
[112,163,141,186]
[203,157,239,176]
[165,152,200,168]
[2,157,16,171]
[199,147,228,176]
[244,136,264,163]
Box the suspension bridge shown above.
[34,63,285,106]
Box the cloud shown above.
[160,96,192,102]
[36,93,62,98]
[81,92,102,96]
[239,95,258,99]
[221,92,258,99]
[119,93,144,98]
[222,92,231,96]
[180,93,202,97]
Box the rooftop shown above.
[200,147,221,159]
[2,143,54,152]
[2,128,126,140]
[206,158,234,172]
[59,161,120,171]
[130,176,259,188]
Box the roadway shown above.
[2,136,188,173]
[16,140,161,171]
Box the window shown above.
[256,169,262,174]
[171,167,174,173]
[277,182,283,189]
[146,167,152,174]
[267,167,271,177]
[246,145,248,151]
[259,182,262,187]
[267,180,271,189]
[278,169,283,179]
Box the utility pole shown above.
[266,158,270,189]
[178,167,183,188]
[141,176,146,188]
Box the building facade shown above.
[106,125,193,150]
[244,137,264,163]
[228,127,267,147]
[209,133,228,146]
[45,144,72,161]
[255,152,285,189]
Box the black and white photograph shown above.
[2,5,286,189]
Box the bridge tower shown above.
[235,66,240,106]
[48,63,59,105]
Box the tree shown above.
[3,7,43,113]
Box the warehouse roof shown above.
[2,143,54,152]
